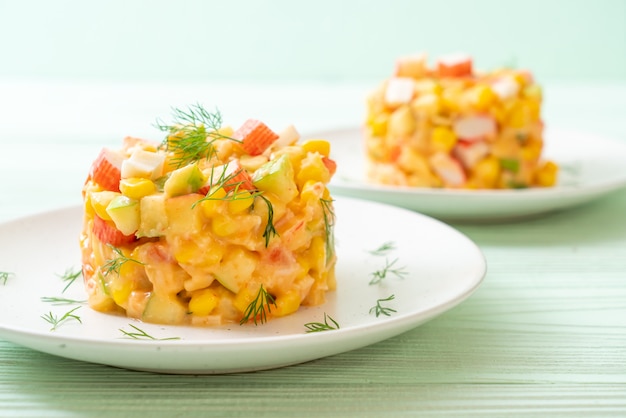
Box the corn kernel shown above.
[368,113,389,136]
[89,191,120,221]
[431,126,457,153]
[110,276,134,307]
[120,177,157,199]
[189,288,219,316]
[233,287,256,314]
[521,140,543,161]
[535,161,558,187]
[470,85,496,111]
[301,139,331,157]
[274,290,301,317]
[201,187,227,217]
[307,236,327,273]
[472,156,501,188]
[228,196,254,214]
[296,154,330,188]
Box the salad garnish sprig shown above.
[304,313,340,333]
[102,245,145,276]
[41,307,82,331]
[320,198,335,260]
[0,271,13,285]
[119,324,181,341]
[240,285,276,326]
[368,241,396,256]
[155,105,238,168]
[369,258,407,285]
[369,295,397,317]
[41,296,87,305]
[57,266,82,293]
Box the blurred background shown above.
[0,0,624,142]
[0,0,624,83]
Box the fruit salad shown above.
[365,53,558,189]
[80,106,337,326]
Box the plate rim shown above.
[0,198,486,373]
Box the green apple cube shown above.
[164,164,206,197]
[105,195,140,235]
[252,154,297,202]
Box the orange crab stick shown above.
[437,53,473,78]
[92,215,136,246]
[89,148,125,192]
[234,119,279,156]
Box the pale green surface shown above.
[0,80,625,416]
[0,0,625,82]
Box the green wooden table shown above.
[1,81,625,417]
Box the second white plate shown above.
[325,127,626,222]
[0,197,485,374]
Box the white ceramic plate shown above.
[0,198,484,374]
[324,127,626,222]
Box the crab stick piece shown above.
[89,148,125,192]
[234,119,279,156]
[384,77,415,106]
[453,115,497,141]
[437,53,473,77]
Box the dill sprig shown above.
[259,195,278,247]
[369,295,397,317]
[41,296,87,305]
[368,241,396,256]
[102,245,144,276]
[119,324,181,340]
[369,258,408,285]
[155,104,238,168]
[239,285,276,326]
[320,198,335,261]
[57,266,82,293]
[1,271,14,285]
[41,306,82,331]
[304,313,340,333]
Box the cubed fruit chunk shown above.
[253,154,298,202]
[164,164,206,197]
[137,194,168,237]
[105,195,140,236]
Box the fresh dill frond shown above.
[119,324,180,340]
[369,258,408,285]
[41,296,87,305]
[368,241,396,256]
[259,195,278,247]
[57,266,82,293]
[155,104,238,168]
[41,306,82,331]
[0,271,14,285]
[102,245,144,276]
[239,285,276,326]
[369,295,397,317]
[320,198,335,262]
[304,313,340,333]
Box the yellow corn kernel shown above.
[188,288,219,316]
[120,177,157,199]
[200,187,227,217]
[301,139,331,157]
[473,156,501,188]
[368,113,389,137]
[109,276,134,307]
[307,236,327,273]
[535,161,558,187]
[89,191,120,221]
[521,140,543,161]
[431,126,457,153]
[227,196,254,214]
[233,287,256,314]
[296,154,329,188]
[274,290,301,317]
[470,85,497,111]
[211,214,239,237]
